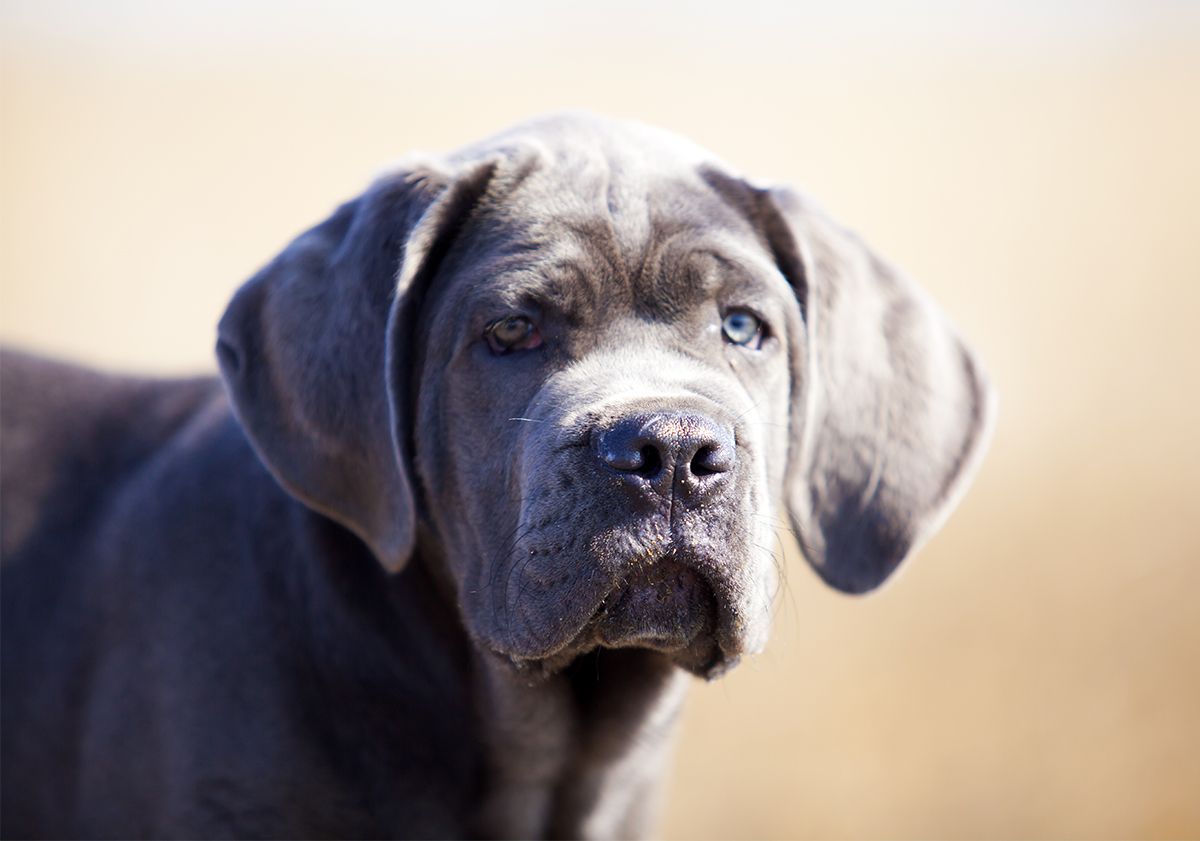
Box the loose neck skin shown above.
[472,646,690,839]
[294,502,691,839]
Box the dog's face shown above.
[217,114,994,679]
[414,145,796,676]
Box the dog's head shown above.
[217,114,994,678]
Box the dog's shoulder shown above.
[0,348,482,838]
[0,347,225,561]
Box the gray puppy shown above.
[0,113,994,839]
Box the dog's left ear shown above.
[217,158,497,573]
[755,185,996,594]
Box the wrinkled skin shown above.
[414,137,796,679]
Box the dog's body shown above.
[1,114,993,839]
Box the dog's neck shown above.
[471,646,690,839]
[407,531,691,837]
[294,511,689,838]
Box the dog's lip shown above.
[511,553,742,677]
[591,557,715,648]
[492,527,754,676]
[591,559,731,677]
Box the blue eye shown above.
[721,311,763,347]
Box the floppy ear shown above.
[760,186,996,594]
[216,158,497,572]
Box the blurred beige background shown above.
[3,1,1198,838]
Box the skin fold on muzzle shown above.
[475,344,780,679]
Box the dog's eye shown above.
[721,310,763,347]
[485,315,543,354]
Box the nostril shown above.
[636,444,663,479]
[601,437,665,479]
[690,442,734,477]
[690,446,719,476]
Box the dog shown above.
[0,113,994,839]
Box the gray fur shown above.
[0,113,994,839]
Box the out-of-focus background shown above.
[3,1,1198,837]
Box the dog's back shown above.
[1,350,221,563]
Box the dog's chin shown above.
[591,557,729,675]
[509,557,741,680]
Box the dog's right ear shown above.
[216,158,497,573]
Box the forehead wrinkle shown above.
[626,227,728,319]
[516,163,682,298]
[552,211,721,321]
[507,147,632,274]
[462,256,599,322]
[602,154,655,281]
[688,244,776,300]
[625,174,759,317]
[466,150,769,324]
[673,224,788,285]
[556,215,630,294]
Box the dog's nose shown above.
[596,411,735,504]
